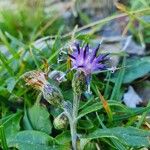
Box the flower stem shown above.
[70,120,77,150]
[63,93,80,150]
[71,92,80,150]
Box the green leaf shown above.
[78,101,128,120]
[111,57,150,84]
[77,102,103,120]
[0,51,14,76]
[110,57,126,101]
[5,32,25,47]
[0,30,16,57]
[83,127,150,147]
[78,119,94,130]
[83,141,97,150]
[5,77,17,93]
[0,87,10,97]
[55,131,71,145]
[23,104,52,134]
[0,112,22,139]
[79,138,91,150]
[7,130,67,150]
[113,105,150,121]
[23,107,33,130]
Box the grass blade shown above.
[0,125,8,150]
[110,57,126,101]
[0,51,14,76]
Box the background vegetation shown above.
[0,0,150,149]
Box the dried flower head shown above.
[68,43,109,76]
[23,70,48,90]
[23,70,64,107]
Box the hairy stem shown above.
[70,120,77,150]
[63,93,80,150]
[71,92,81,150]
[73,93,80,120]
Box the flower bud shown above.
[72,71,87,94]
[53,112,68,130]
[42,83,64,107]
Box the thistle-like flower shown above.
[68,43,109,92]
[68,43,109,76]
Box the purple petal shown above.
[68,54,76,60]
[78,65,84,68]
[75,43,80,54]
[83,44,89,59]
[90,44,100,62]
[97,64,107,70]
[96,54,109,62]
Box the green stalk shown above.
[71,93,81,150]
[63,91,81,150]
[70,120,77,150]
[64,71,85,150]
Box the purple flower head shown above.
[68,43,109,76]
